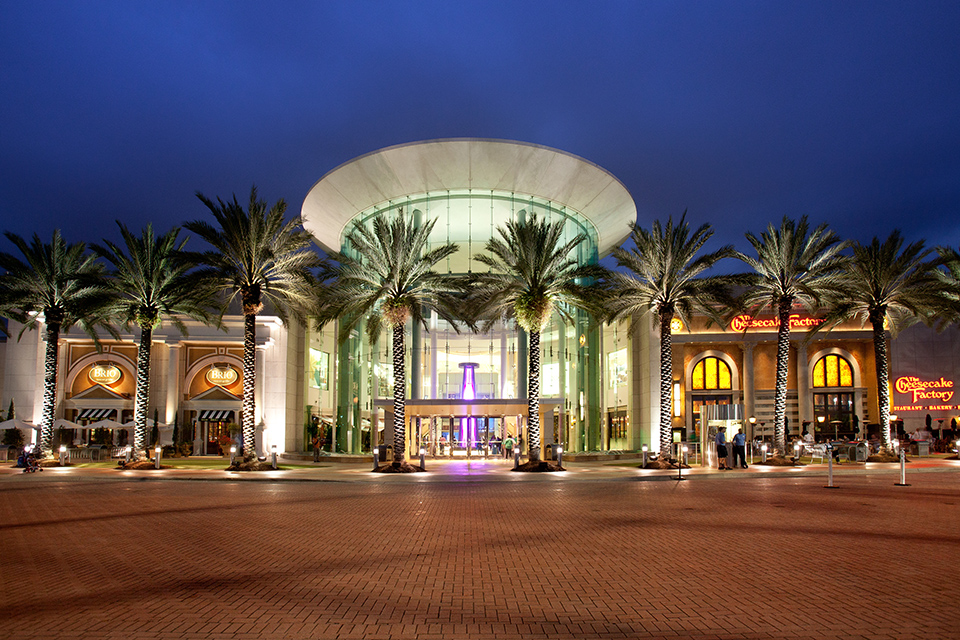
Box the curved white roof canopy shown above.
[301,139,637,256]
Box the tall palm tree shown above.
[736,216,848,456]
[470,212,606,463]
[819,231,942,454]
[184,186,319,461]
[0,231,115,456]
[606,214,743,461]
[315,211,463,467]
[93,222,216,459]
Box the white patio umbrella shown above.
[0,418,39,431]
[85,419,128,430]
[51,418,83,430]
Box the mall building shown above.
[1,139,958,458]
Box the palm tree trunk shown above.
[392,323,405,465]
[133,324,152,458]
[39,321,61,457]
[659,309,673,459]
[242,313,256,461]
[870,312,892,453]
[527,329,541,462]
[773,297,792,456]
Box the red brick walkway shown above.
[1,472,958,639]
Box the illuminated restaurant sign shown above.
[205,365,238,387]
[88,364,121,385]
[729,314,825,332]
[894,376,954,405]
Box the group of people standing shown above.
[714,426,748,470]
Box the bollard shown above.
[761,444,768,464]
[557,446,563,468]
[271,445,277,470]
[895,448,910,486]
[513,449,520,470]
[641,444,648,469]
[124,445,132,463]
[373,447,380,471]
[59,444,66,466]
[824,443,838,489]
[230,445,236,465]
[677,446,688,481]
[154,445,161,470]
[419,448,426,470]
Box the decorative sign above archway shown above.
[88,363,122,385]
[205,364,238,387]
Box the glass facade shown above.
[304,190,603,454]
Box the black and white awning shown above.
[77,408,117,420]
[198,410,234,422]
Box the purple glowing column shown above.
[460,363,478,447]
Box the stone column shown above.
[165,344,181,425]
[740,342,755,420]
[795,341,811,434]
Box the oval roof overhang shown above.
[301,138,637,256]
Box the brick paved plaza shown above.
[1,468,958,639]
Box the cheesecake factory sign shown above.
[729,314,825,332]
[892,376,956,412]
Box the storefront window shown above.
[692,357,731,391]
[812,354,853,388]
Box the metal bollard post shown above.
[557,446,563,468]
[895,448,910,486]
[513,449,520,470]
[761,444,767,464]
[230,445,236,465]
[373,447,380,471]
[124,445,132,463]
[824,444,838,489]
[641,444,648,469]
[419,448,426,470]
[59,445,66,466]
[677,445,688,481]
[271,445,277,470]
[154,445,161,470]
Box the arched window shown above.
[812,354,856,440]
[692,356,732,390]
[812,354,853,388]
[690,355,734,443]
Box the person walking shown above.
[311,432,321,462]
[732,427,747,469]
[715,426,730,470]
[503,435,515,460]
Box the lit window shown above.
[812,354,854,388]
[692,357,732,391]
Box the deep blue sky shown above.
[2,1,959,260]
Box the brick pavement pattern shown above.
[1,472,958,639]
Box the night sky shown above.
[2,1,959,261]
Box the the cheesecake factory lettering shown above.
[729,314,825,332]
[894,376,955,404]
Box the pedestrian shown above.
[715,426,729,470]
[439,435,447,455]
[311,432,321,462]
[503,435,514,459]
[732,428,747,469]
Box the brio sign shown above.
[894,376,954,404]
[88,364,121,385]
[205,365,238,387]
[729,314,825,332]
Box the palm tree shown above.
[0,231,115,456]
[315,211,463,467]
[184,186,319,462]
[93,222,216,459]
[818,231,942,454]
[470,212,606,463]
[606,214,743,461]
[736,216,848,456]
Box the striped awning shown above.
[198,410,234,422]
[77,408,117,420]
